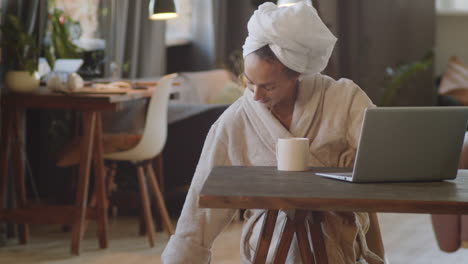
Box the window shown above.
[436,0,468,14]
[50,0,105,50]
[165,0,192,46]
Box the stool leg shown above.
[145,163,173,235]
[12,109,29,244]
[136,165,155,247]
[71,112,95,255]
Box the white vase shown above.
[5,71,40,93]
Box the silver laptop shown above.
[316,107,468,183]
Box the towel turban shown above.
[242,2,337,74]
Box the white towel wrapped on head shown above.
[242,2,337,74]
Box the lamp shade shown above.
[277,0,312,7]
[149,0,178,20]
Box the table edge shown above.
[199,195,468,214]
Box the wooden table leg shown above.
[273,214,296,264]
[308,212,328,264]
[92,113,108,249]
[295,210,314,264]
[11,109,29,244]
[0,104,12,211]
[253,210,279,264]
[71,112,95,255]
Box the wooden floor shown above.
[1,213,468,263]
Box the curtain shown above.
[100,0,166,79]
[1,0,47,80]
[189,0,216,70]
[188,0,254,72]
[0,0,47,245]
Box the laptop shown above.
[316,107,468,183]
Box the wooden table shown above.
[199,166,468,264]
[0,87,154,255]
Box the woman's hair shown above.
[253,45,300,78]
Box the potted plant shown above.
[379,51,433,106]
[1,15,41,92]
[44,8,82,69]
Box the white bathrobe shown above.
[162,73,383,264]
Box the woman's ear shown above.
[291,72,301,83]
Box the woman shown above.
[162,2,385,263]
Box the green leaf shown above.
[45,46,56,69]
[379,51,434,106]
[0,15,40,71]
[49,8,81,59]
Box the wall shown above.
[338,0,436,106]
[167,0,254,73]
[435,13,468,76]
[168,0,437,106]
[224,0,254,66]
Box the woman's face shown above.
[244,53,299,110]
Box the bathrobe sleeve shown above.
[161,124,238,264]
[345,83,376,149]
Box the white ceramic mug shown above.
[276,138,310,171]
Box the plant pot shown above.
[5,71,40,93]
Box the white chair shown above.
[170,69,236,104]
[104,73,176,246]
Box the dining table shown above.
[0,84,155,255]
[199,166,468,263]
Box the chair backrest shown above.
[170,69,235,104]
[439,56,468,95]
[125,73,177,161]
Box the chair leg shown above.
[145,163,174,235]
[136,165,155,247]
[106,163,117,194]
[139,208,147,236]
[153,154,165,194]
[152,155,164,232]
[106,162,118,220]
